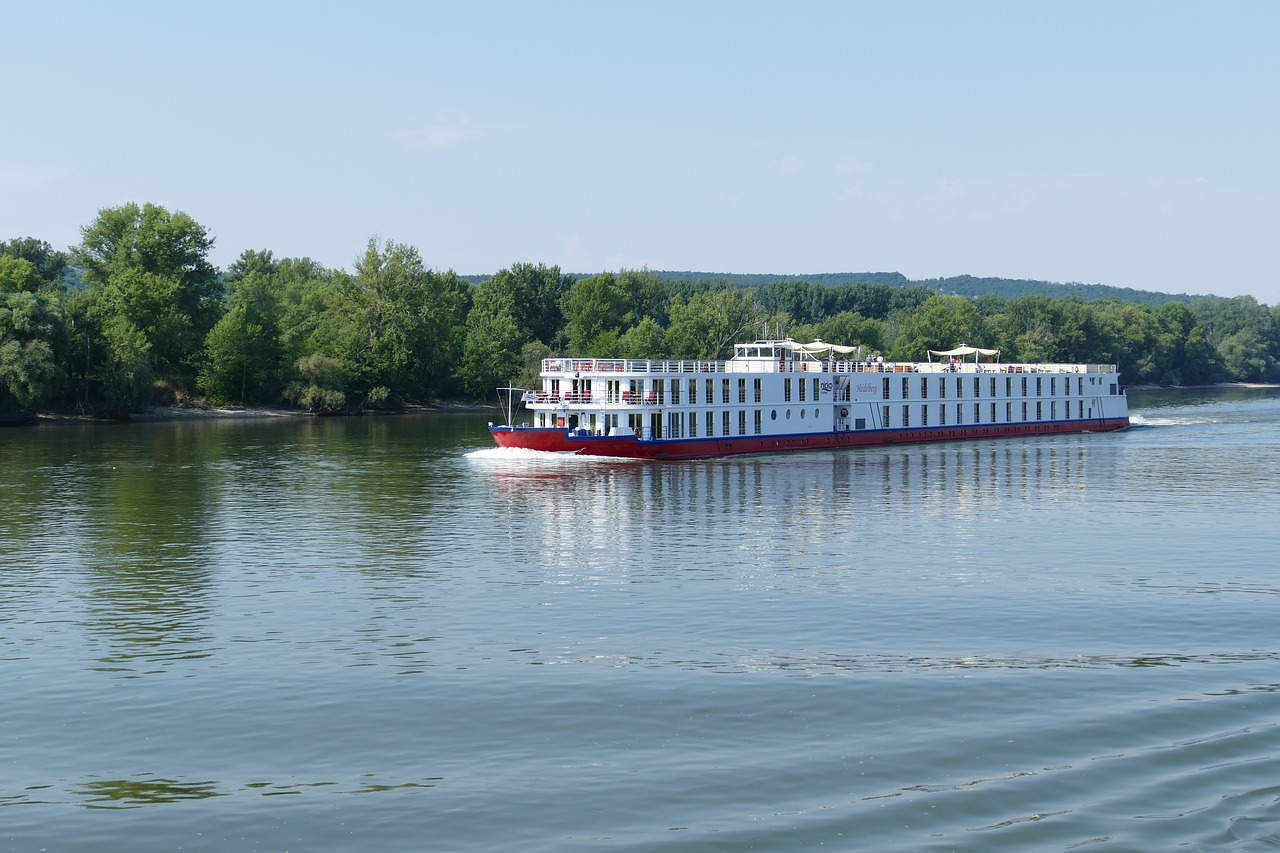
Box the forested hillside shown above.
[3,204,1278,419]
[645,271,1199,305]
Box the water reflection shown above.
[467,439,1104,585]
[72,776,226,809]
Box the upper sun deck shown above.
[540,339,1118,377]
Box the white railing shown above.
[541,357,1118,377]
[543,357,726,374]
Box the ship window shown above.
[856,418,866,429]
[738,410,747,435]
[940,377,947,398]
[991,403,996,423]
[1006,377,1012,397]
[882,377,890,400]
[1079,400,1084,418]
[1022,402,1028,421]
[754,378,762,403]
[974,403,980,423]
[799,378,807,401]
[956,404,963,424]
[722,378,730,403]
[784,378,792,402]
[921,405,929,426]
[722,410,730,435]
[801,408,806,419]
[1036,401,1043,420]
[974,377,981,397]
[1051,401,1056,420]
[1036,377,1043,396]
[1078,377,1084,395]
[1021,377,1028,396]
[955,377,962,398]
[901,377,908,399]
[812,378,819,400]
[771,409,777,420]
[991,377,997,397]
[689,414,697,437]
[882,405,889,427]
[688,379,697,404]
[671,380,680,404]
[901,405,908,427]
[921,378,929,399]
[1110,383,1117,395]
[738,378,746,403]
[754,410,762,434]
[706,378,714,403]
[940,405,947,425]
[1050,378,1056,396]
[706,411,714,436]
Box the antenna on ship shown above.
[495,384,525,428]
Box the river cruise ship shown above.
[489,340,1129,460]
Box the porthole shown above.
[786,410,792,419]
[771,410,777,420]
[801,409,806,419]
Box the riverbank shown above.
[22,400,494,425]
[1128,381,1280,391]
[14,383,1277,426]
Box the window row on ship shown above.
[539,373,1118,405]
[531,398,1104,437]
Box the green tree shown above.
[891,295,986,360]
[618,316,666,358]
[561,272,626,354]
[0,237,68,284]
[460,278,524,397]
[616,268,668,327]
[326,238,468,405]
[284,353,346,412]
[0,291,63,416]
[74,202,222,388]
[199,250,286,404]
[515,341,553,392]
[666,287,765,359]
[487,262,571,345]
[814,311,883,352]
[1192,296,1280,382]
[0,256,43,293]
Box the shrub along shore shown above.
[4,204,1280,422]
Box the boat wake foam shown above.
[464,447,639,465]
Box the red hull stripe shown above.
[490,419,1131,460]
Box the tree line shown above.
[3,202,1279,419]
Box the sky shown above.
[3,1,1278,303]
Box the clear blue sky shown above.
[4,1,1278,302]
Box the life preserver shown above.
[840,407,849,418]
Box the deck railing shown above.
[540,357,1118,376]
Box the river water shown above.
[2,388,1279,852]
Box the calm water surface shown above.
[3,388,1280,851]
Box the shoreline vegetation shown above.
[17,383,1278,428]
[25,400,496,425]
[5,203,1280,423]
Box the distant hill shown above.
[920,274,1203,306]
[461,269,1211,305]
[651,270,911,288]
